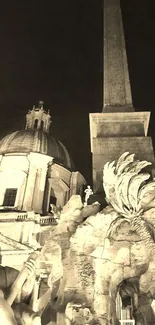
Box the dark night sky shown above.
[0,0,155,184]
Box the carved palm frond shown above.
[130,216,155,258]
[103,153,155,257]
[103,152,155,218]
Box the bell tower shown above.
[25,101,52,133]
[89,0,155,192]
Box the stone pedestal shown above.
[89,112,155,192]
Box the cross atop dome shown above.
[25,101,52,133]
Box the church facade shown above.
[0,101,86,214]
[0,101,86,269]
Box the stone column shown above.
[22,163,37,211]
[23,153,53,214]
[21,222,28,243]
[32,154,53,214]
[70,172,78,196]
[27,221,35,244]
[42,179,51,214]
[32,167,48,214]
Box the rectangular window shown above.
[3,188,17,206]
[49,195,57,212]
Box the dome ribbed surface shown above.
[0,130,74,170]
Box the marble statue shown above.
[0,253,41,325]
[50,204,61,222]
[84,185,93,205]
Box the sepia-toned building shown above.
[0,101,86,268]
[0,101,85,213]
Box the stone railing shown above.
[17,213,29,221]
[0,210,58,226]
[0,211,33,222]
[40,216,58,226]
[119,320,135,325]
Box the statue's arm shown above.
[21,258,36,299]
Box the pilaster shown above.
[22,163,37,211]
[32,154,53,214]
[23,152,53,213]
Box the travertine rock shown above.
[39,197,155,324]
[65,303,93,325]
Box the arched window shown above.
[40,120,44,131]
[34,119,38,129]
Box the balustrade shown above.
[119,320,135,325]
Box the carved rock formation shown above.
[4,153,155,325]
[39,153,155,325]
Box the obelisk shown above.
[89,0,155,192]
[103,0,133,112]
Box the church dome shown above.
[0,102,75,170]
